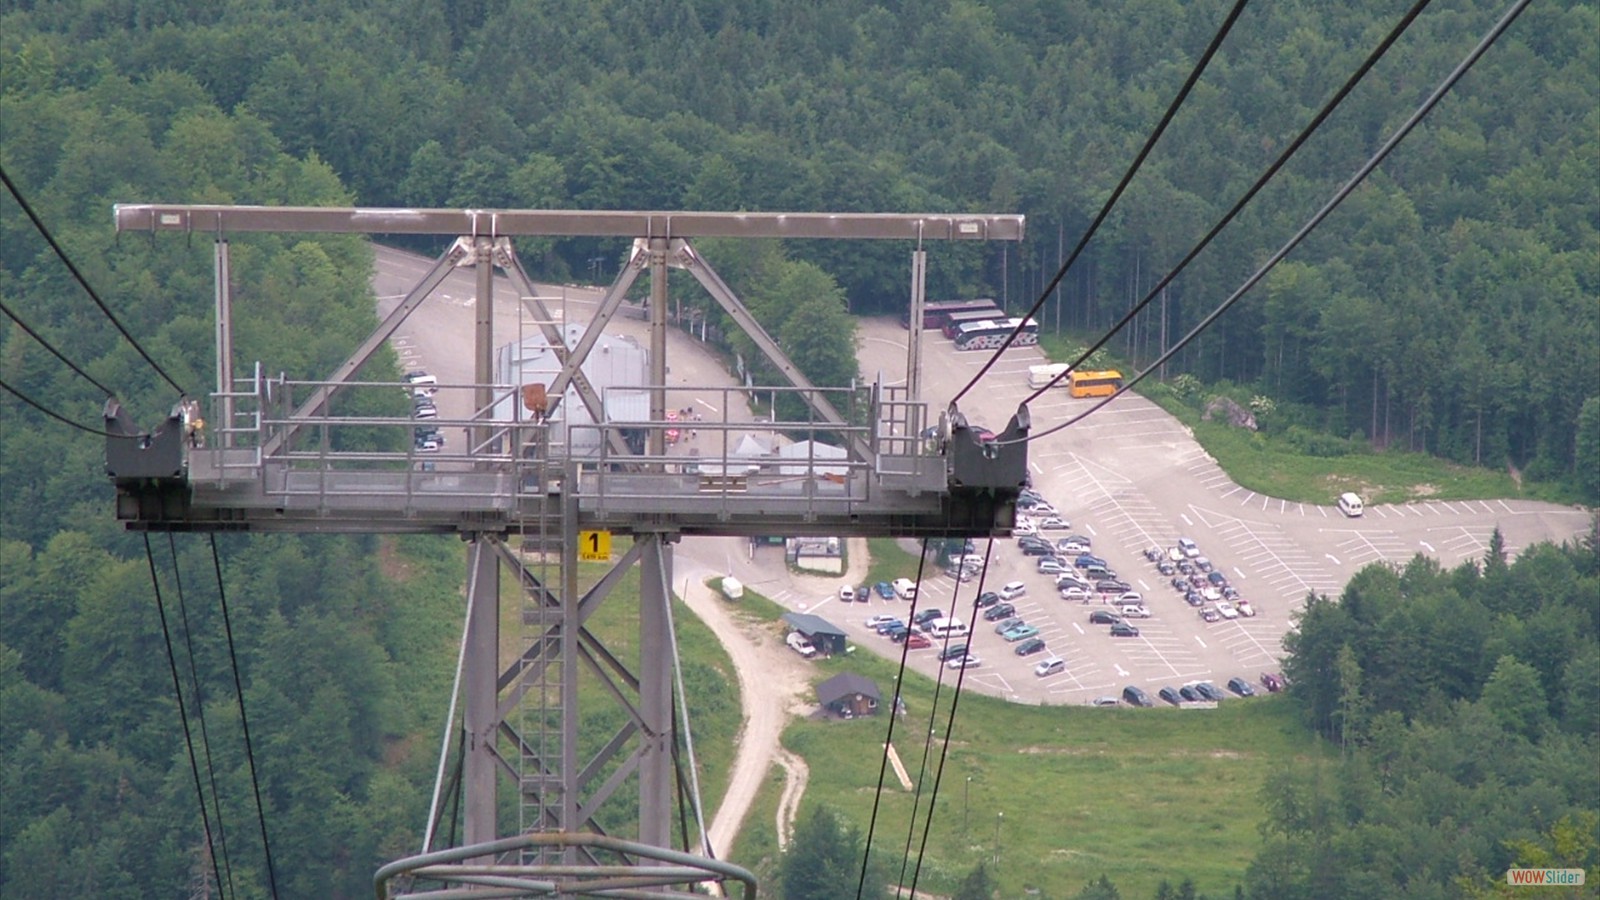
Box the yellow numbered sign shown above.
[578,530,612,562]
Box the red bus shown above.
[902,299,1001,330]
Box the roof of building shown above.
[816,672,881,706]
[782,612,846,637]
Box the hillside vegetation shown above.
[2,1,1596,897]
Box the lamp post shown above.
[994,811,1004,867]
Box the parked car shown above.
[998,581,1028,600]
[1058,539,1090,555]
[904,633,932,649]
[982,603,1016,621]
[1215,600,1239,620]
[892,578,918,600]
[1060,587,1091,602]
[1117,591,1144,606]
[1109,622,1141,638]
[874,581,895,599]
[1207,571,1228,587]
[1193,682,1225,701]
[1088,609,1122,625]
[1018,540,1055,557]
[1170,576,1190,592]
[1184,589,1205,607]
[1034,657,1066,677]
[1177,537,1199,558]
[1122,686,1153,707]
[882,623,909,641]
[1014,638,1048,656]
[1158,686,1183,706]
[1095,579,1132,594]
[1012,518,1038,537]
[786,632,816,658]
[1235,599,1256,617]
[865,614,899,630]
[1179,683,1203,702]
[946,654,981,670]
[1119,604,1151,619]
[912,608,945,626]
[1226,677,1257,697]
[1001,623,1040,642]
[975,591,1002,608]
[1195,556,1214,573]
[411,399,438,419]
[856,586,871,602]
[992,617,1024,635]
[1260,672,1285,693]
[1037,557,1070,575]
[1039,516,1070,530]
[1198,606,1221,623]
[1157,560,1176,576]
[936,643,971,662]
[1090,696,1120,707]
[1143,547,1164,563]
[1074,554,1108,570]
[839,585,857,602]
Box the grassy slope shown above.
[736,652,1326,897]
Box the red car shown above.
[904,633,932,649]
[1260,672,1284,693]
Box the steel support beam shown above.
[462,539,501,850]
[907,248,926,402]
[635,536,673,849]
[647,240,669,461]
[474,238,496,457]
[214,240,234,447]
[116,204,1025,242]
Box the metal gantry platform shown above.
[105,205,1027,898]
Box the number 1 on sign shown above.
[579,530,611,561]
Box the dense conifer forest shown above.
[2,1,1595,896]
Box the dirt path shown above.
[675,535,873,858]
[675,541,812,858]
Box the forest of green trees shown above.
[2,0,1596,897]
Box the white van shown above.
[785,632,816,658]
[719,576,744,601]
[1027,363,1071,390]
[926,617,969,639]
[1338,492,1364,517]
[892,578,918,600]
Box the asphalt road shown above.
[370,244,1592,705]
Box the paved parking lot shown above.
[374,246,1590,709]
[850,316,1593,705]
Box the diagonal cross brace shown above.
[262,239,471,456]
[494,241,635,460]
[670,240,872,461]
[545,244,649,402]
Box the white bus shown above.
[1027,363,1071,390]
